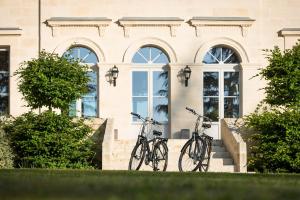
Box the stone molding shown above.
[189,17,255,37]
[123,37,178,63]
[46,17,112,37]
[118,17,184,37]
[0,28,22,36]
[53,37,106,62]
[194,37,250,63]
[279,28,300,37]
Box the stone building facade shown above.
[1,0,300,171]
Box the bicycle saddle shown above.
[202,123,211,129]
[153,130,162,136]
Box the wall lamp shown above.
[111,65,119,87]
[183,65,191,87]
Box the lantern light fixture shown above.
[111,65,119,87]
[183,65,191,87]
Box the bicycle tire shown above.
[128,141,145,170]
[198,140,211,172]
[153,141,168,171]
[178,138,205,172]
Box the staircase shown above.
[107,139,235,172]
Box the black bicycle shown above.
[128,112,168,171]
[178,107,213,172]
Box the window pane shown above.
[82,97,97,117]
[153,71,168,96]
[0,95,8,115]
[132,47,169,64]
[203,97,219,122]
[79,47,98,63]
[69,100,77,117]
[0,73,9,93]
[0,51,9,71]
[63,46,98,64]
[132,97,148,121]
[153,97,168,122]
[203,46,240,64]
[151,48,169,64]
[132,71,148,96]
[224,97,239,118]
[224,72,239,96]
[203,72,219,96]
[83,71,97,97]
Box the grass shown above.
[0,169,299,200]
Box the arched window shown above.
[63,46,98,117]
[203,46,240,64]
[202,45,240,139]
[131,46,169,123]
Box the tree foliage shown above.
[245,107,300,172]
[245,42,300,172]
[0,121,14,168]
[15,50,89,111]
[260,45,300,107]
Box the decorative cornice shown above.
[279,28,300,37]
[118,17,184,37]
[0,27,22,36]
[189,17,255,37]
[46,17,112,37]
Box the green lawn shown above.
[0,169,299,200]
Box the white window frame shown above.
[131,64,168,125]
[202,64,241,119]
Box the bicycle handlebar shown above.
[185,107,212,122]
[130,112,162,125]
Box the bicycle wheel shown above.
[178,138,205,172]
[198,140,211,172]
[153,141,168,171]
[128,142,145,170]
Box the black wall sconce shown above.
[183,65,191,87]
[111,65,119,87]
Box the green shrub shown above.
[4,111,96,169]
[0,122,14,168]
[245,107,300,172]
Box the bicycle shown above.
[178,107,214,172]
[128,112,168,171]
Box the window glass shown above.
[0,49,9,115]
[203,72,219,96]
[203,97,219,122]
[203,46,240,64]
[132,72,148,121]
[132,97,148,121]
[224,72,239,118]
[63,46,98,117]
[153,71,168,96]
[224,97,239,118]
[64,46,98,64]
[132,72,148,96]
[224,72,239,96]
[153,71,168,122]
[132,46,169,64]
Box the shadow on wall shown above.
[90,119,107,169]
[172,129,190,139]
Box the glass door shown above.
[203,71,240,139]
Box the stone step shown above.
[109,139,235,172]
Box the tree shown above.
[245,42,300,172]
[15,50,89,111]
[259,45,300,108]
